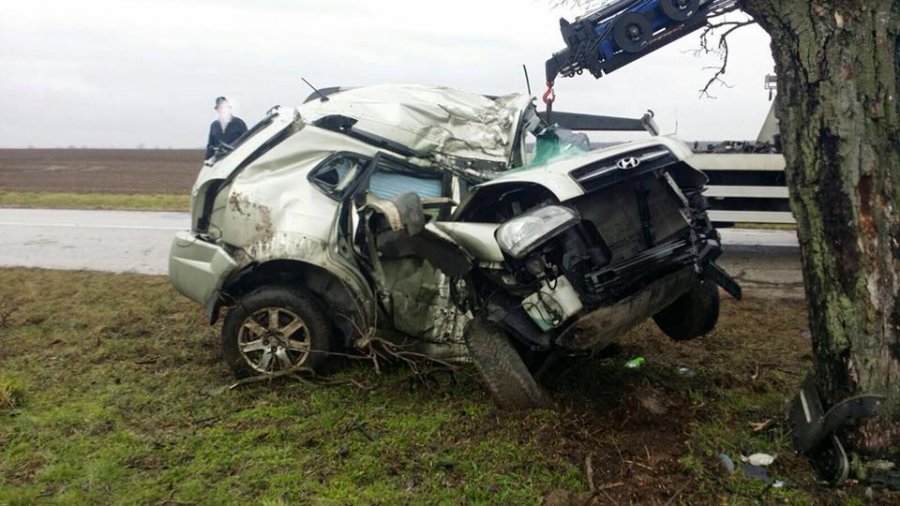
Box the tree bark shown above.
[742,0,900,455]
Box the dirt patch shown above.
[0,149,202,194]
[529,296,824,504]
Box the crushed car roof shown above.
[298,84,532,169]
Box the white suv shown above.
[169,84,739,409]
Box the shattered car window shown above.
[311,155,367,195]
[523,127,591,169]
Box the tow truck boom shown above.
[545,0,743,86]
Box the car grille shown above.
[570,146,678,193]
[569,146,691,263]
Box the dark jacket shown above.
[205,117,248,159]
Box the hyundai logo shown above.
[616,156,640,170]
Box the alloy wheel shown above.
[237,307,311,373]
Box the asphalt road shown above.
[0,209,803,296]
[0,209,185,275]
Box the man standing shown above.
[205,96,248,159]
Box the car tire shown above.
[222,286,334,379]
[660,0,700,22]
[653,279,720,341]
[465,315,550,410]
[613,12,653,53]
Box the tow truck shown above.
[545,0,741,87]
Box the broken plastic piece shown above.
[624,356,645,369]
[703,261,742,300]
[787,374,884,484]
[718,453,735,474]
[807,434,849,485]
[676,366,695,377]
[868,469,900,491]
[867,460,897,472]
[788,374,884,454]
[740,463,772,484]
[741,453,776,466]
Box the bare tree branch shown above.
[549,0,595,9]
[696,18,756,98]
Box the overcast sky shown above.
[0,0,774,148]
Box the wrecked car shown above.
[169,84,740,409]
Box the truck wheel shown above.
[660,0,700,22]
[613,12,653,53]
[465,315,550,410]
[222,286,334,379]
[653,279,720,341]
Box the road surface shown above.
[0,209,803,296]
[0,209,185,275]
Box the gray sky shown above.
[0,0,774,148]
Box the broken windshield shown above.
[514,126,591,172]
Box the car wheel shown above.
[613,12,653,53]
[660,0,700,22]
[465,315,550,410]
[222,286,334,379]
[653,279,720,341]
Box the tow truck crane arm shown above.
[545,0,743,86]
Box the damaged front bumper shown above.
[168,231,239,318]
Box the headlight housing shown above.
[495,205,579,259]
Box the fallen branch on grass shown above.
[209,302,465,396]
[585,453,596,494]
[352,336,472,391]
[351,420,379,442]
[226,364,317,390]
[198,363,374,396]
[0,301,18,330]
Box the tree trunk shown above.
[742,0,900,455]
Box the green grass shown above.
[0,191,189,211]
[734,222,797,230]
[0,377,24,409]
[0,270,582,505]
[0,269,884,504]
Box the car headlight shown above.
[495,205,579,259]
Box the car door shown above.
[343,154,472,344]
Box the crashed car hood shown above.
[471,136,698,201]
[299,84,532,168]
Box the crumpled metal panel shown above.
[378,257,470,360]
[299,84,530,167]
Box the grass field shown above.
[0,149,196,211]
[0,191,189,211]
[1,269,886,504]
[0,149,200,194]
[0,148,194,212]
